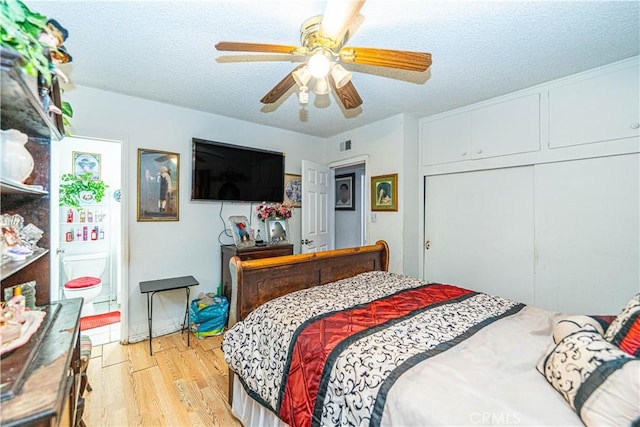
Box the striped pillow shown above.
[605,294,640,356]
[541,325,640,426]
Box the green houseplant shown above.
[59,173,108,209]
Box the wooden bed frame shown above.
[226,240,389,402]
[227,240,389,327]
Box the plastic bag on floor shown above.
[189,294,229,338]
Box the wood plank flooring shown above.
[84,332,241,426]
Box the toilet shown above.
[62,252,108,316]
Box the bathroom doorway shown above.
[50,136,125,344]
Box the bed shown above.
[222,241,639,427]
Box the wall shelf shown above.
[0,178,48,196]
[0,249,49,282]
[0,47,63,142]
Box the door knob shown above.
[301,239,314,245]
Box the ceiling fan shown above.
[215,0,432,110]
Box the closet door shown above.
[424,166,535,304]
[534,154,640,314]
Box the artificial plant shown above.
[59,173,108,209]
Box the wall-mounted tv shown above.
[191,138,285,203]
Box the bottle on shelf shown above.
[79,209,86,223]
[87,210,93,223]
[91,227,97,241]
[99,228,105,239]
[82,226,88,241]
[66,209,74,223]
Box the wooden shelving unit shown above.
[1,46,62,306]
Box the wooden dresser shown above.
[220,244,293,303]
[1,298,82,427]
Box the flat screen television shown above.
[191,138,285,202]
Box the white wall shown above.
[326,114,418,274]
[64,85,325,342]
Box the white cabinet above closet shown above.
[421,93,540,166]
[548,64,640,148]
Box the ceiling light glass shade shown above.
[330,63,352,88]
[292,65,312,87]
[308,52,331,78]
[314,77,330,95]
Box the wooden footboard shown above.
[227,240,389,327]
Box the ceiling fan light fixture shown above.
[299,85,309,104]
[308,51,331,78]
[330,63,352,88]
[314,76,331,95]
[292,65,312,87]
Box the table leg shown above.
[182,287,190,347]
[147,292,153,355]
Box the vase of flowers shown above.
[255,202,293,221]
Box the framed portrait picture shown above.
[137,148,180,222]
[335,173,355,210]
[371,173,398,212]
[228,215,255,248]
[266,217,289,245]
[73,151,101,180]
[284,173,302,207]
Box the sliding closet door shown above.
[534,154,639,314]
[424,166,535,304]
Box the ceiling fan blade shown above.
[329,75,363,110]
[339,47,432,72]
[320,0,366,43]
[216,41,304,55]
[260,65,305,104]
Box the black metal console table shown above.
[139,275,199,355]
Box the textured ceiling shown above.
[30,0,640,138]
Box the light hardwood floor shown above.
[84,331,242,426]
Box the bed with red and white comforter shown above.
[223,271,584,426]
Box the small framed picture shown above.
[229,215,255,248]
[137,148,180,222]
[266,217,289,245]
[73,151,101,180]
[335,173,355,211]
[371,173,398,212]
[284,173,302,208]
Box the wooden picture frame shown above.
[284,173,302,207]
[73,151,101,180]
[266,217,289,245]
[335,173,355,210]
[137,148,179,221]
[228,215,255,248]
[371,173,398,212]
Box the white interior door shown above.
[301,160,334,253]
[423,166,535,304]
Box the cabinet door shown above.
[549,64,640,148]
[471,93,541,158]
[421,112,472,166]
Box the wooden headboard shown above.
[228,240,389,326]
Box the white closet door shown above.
[424,166,535,304]
[534,154,640,314]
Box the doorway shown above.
[331,157,367,249]
[50,136,125,345]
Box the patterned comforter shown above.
[223,271,559,427]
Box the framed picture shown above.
[228,215,255,248]
[335,173,355,210]
[137,148,180,222]
[371,173,398,212]
[284,173,302,207]
[73,151,101,180]
[266,217,289,245]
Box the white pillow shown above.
[540,324,640,426]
